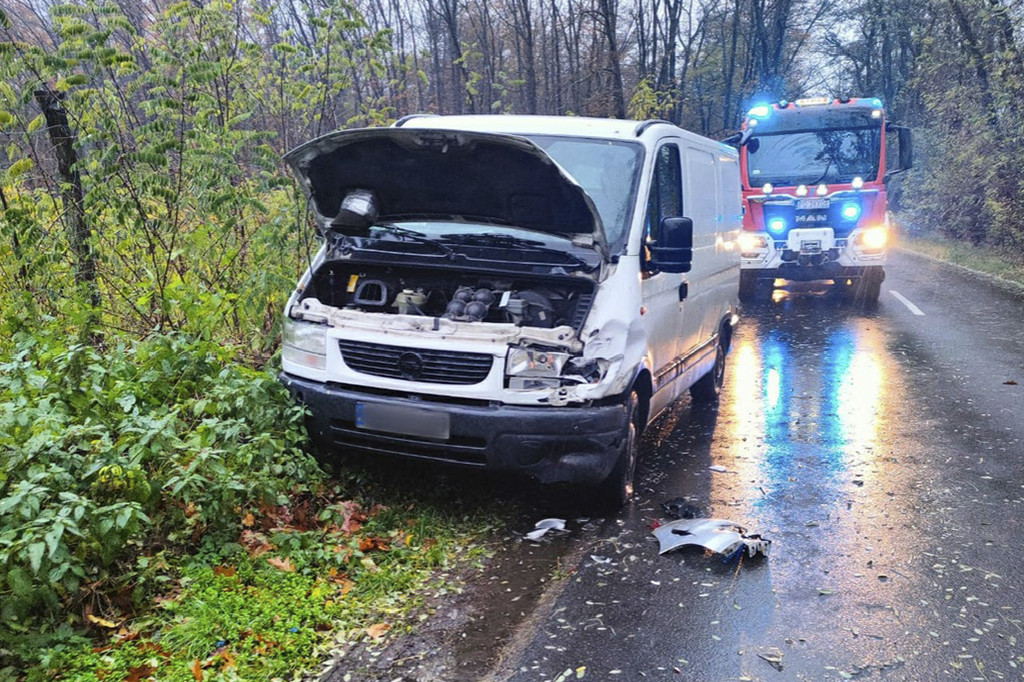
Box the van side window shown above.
[644,144,682,271]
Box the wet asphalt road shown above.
[474,250,1024,682]
[327,249,1024,682]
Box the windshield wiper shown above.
[338,223,452,255]
[439,232,591,267]
[809,159,834,186]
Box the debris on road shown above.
[758,647,784,671]
[524,518,567,541]
[708,465,730,473]
[651,518,771,558]
[590,555,612,564]
[661,497,703,519]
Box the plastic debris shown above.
[651,518,771,558]
[590,555,612,564]
[524,518,566,541]
[758,647,784,671]
[662,497,703,519]
[708,465,729,473]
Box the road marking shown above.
[889,289,925,316]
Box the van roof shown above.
[396,114,719,146]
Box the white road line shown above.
[889,289,925,316]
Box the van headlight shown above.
[283,317,327,370]
[506,348,569,377]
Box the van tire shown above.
[595,391,640,510]
[691,333,726,403]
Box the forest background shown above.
[1,0,1022,678]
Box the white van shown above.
[279,115,741,507]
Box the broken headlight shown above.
[505,348,569,378]
[282,317,327,370]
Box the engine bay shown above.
[301,262,596,331]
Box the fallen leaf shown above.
[213,565,236,578]
[1004,380,1018,385]
[338,501,366,535]
[358,536,390,552]
[365,622,390,639]
[267,556,295,572]
[86,614,121,629]
[191,659,203,681]
[242,511,255,527]
[335,577,355,596]
[240,530,272,557]
[125,664,156,682]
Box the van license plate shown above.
[355,402,450,440]
[797,198,829,210]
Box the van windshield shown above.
[521,135,644,249]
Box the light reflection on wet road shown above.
[491,252,1024,681]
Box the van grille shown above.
[337,340,494,385]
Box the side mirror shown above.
[898,126,913,171]
[885,124,913,177]
[649,216,693,273]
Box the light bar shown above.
[795,97,831,107]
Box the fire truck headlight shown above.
[816,183,828,196]
[768,218,787,234]
[841,202,861,220]
[796,185,808,196]
[858,227,888,250]
[852,176,864,189]
[738,232,768,253]
[762,183,773,194]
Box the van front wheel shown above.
[595,391,640,510]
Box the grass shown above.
[19,479,498,682]
[898,233,1024,288]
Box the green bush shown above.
[0,331,322,660]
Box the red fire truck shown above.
[733,97,912,302]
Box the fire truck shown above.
[732,97,912,302]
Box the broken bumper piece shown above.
[651,518,771,559]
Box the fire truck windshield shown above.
[746,127,881,187]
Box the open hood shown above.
[284,128,606,250]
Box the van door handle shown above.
[679,282,689,300]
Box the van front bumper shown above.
[280,373,627,485]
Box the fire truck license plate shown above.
[797,198,829,210]
[800,240,822,253]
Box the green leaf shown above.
[26,114,44,133]
[27,542,45,573]
[7,567,32,595]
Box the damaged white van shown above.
[279,115,742,507]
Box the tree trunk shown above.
[34,88,101,326]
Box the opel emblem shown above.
[398,352,424,380]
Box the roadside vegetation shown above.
[898,233,1024,289]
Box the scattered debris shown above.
[590,555,612,564]
[758,647,784,671]
[651,518,771,558]
[708,465,729,473]
[661,497,703,520]
[1004,380,1018,385]
[524,518,567,541]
